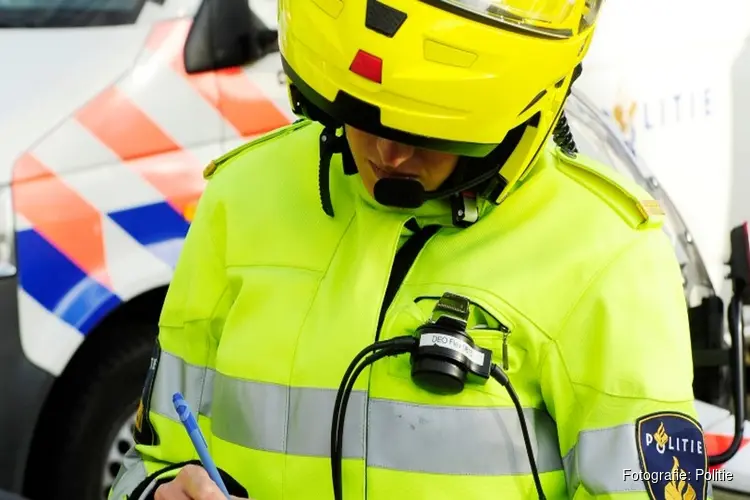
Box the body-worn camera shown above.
[410,293,493,394]
[331,291,545,500]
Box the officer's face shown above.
[345,125,459,198]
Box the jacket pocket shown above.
[385,295,527,397]
[469,328,527,377]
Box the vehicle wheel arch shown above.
[22,285,168,499]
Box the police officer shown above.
[110,0,711,498]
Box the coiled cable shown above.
[552,112,577,155]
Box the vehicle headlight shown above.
[0,185,16,277]
[432,0,604,38]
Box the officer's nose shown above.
[376,137,415,169]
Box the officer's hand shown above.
[154,464,252,500]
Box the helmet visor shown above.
[433,0,604,38]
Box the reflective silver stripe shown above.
[367,398,563,475]
[150,350,214,421]
[213,379,368,458]
[563,426,715,497]
[109,448,147,500]
[212,377,563,474]
[151,351,564,475]
[142,350,722,491]
[563,424,645,495]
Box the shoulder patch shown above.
[554,148,664,230]
[636,412,708,500]
[204,118,312,180]
[134,339,161,446]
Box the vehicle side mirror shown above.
[183,0,279,74]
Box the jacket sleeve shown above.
[541,228,712,500]
[108,182,243,499]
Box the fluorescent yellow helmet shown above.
[279,0,605,208]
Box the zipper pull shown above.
[473,322,512,370]
[500,323,511,371]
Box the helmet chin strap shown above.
[317,111,529,224]
[317,127,357,217]
[373,121,526,211]
[372,174,495,228]
[372,162,503,209]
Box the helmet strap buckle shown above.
[318,127,348,217]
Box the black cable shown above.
[490,364,547,500]
[330,337,409,474]
[331,341,389,498]
[332,340,415,499]
[333,349,393,498]
[331,338,546,500]
[331,337,417,500]
[708,294,746,465]
[552,112,577,155]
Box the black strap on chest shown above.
[375,220,441,339]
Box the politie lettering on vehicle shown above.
[0,1,748,500]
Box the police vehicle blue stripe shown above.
[108,201,190,269]
[16,228,122,334]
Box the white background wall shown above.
[575,0,750,295]
[726,36,750,301]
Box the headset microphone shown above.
[372,155,507,210]
[373,178,425,208]
[372,177,471,209]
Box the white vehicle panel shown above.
[0,26,153,184]
[578,0,750,293]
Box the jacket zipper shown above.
[363,220,442,499]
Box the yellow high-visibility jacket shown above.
[111,119,708,500]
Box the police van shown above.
[0,0,748,499]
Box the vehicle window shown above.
[0,0,146,28]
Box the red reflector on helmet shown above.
[349,50,382,84]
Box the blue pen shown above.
[172,392,231,499]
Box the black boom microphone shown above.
[373,178,426,208]
[372,153,507,210]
